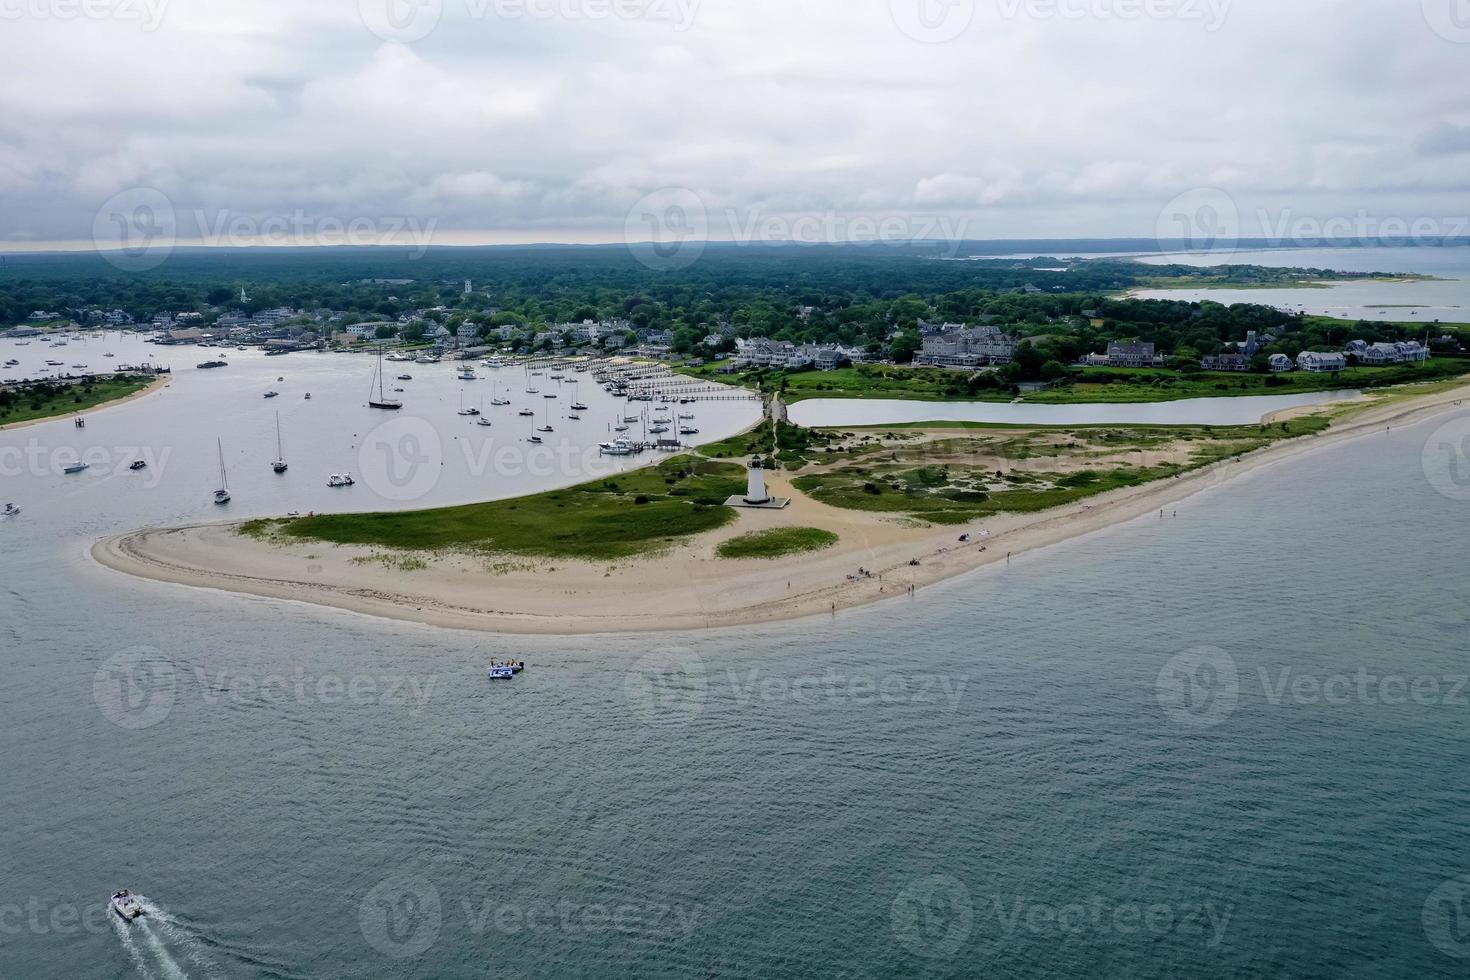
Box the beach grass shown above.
[789,420,1323,524]
[261,456,747,560]
[0,375,154,427]
[716,527,839,559]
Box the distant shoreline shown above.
[92,381,1470,637]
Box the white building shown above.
[1297,351,1347,372]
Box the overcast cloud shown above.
[1,0,1468,250]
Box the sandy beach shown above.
[93,381,1470,635]
[0,375,169,433]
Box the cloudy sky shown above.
[2,0,1468,250]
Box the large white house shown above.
[1297,351,1348,372]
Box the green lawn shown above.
[716,527,839,559]
[0,376,153,426]
[246,456,748,561]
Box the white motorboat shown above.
[598,438,636,456]
[680,426,699,434]
[63,462,89,474]
[458,368,477,381]
[477,417,493,427]
[264,390,279,399]
[327,473,356,487]
[110,891,144,921]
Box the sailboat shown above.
[369,345,403,410]
[271,412,288,473]
[214,439,231,504]
[490,383,510,407]
[476,393,492,426]
[457,389,479,416]
[537,401,554,434]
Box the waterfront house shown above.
[1268,353,1294,373]
[1200,353,1251,372]
[1106,341,1157,368]
[1297,351,1347,372]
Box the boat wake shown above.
[112,897,225,980]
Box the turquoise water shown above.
[5,361,1470,976]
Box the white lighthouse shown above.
[744,456,771,505]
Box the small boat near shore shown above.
[214,439,231,504]
[489,661,526,680]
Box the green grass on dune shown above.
[716,527,839,559]
[0,375,153,426]
[259,456,748,561]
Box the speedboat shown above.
[327,473,355,487]
[489,665,516,680]
[2,503,19,517]
[129,460,147,471]
[477,417,493,427]
[599,438,636,456]
[304,393,312,400]
[110,891,144,921]
[63,462,89,474]
[264,391,279,399]
[397,374,413,381]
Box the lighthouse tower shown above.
[743,456,772,505]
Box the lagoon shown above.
[787,389,1364,428]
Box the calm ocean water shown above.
[1133,245,1470,322]
[5,337,1470,976]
